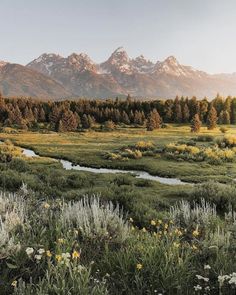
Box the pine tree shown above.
[219,110,230,125]
[207,106,218,130]
[104,120,115,130]
[146,109,162,131]
[57,110,78,132]
[174,102,182,123]
[121,111,130,124]
[191,114,201,133]
[182,103,190,123]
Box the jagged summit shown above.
[21,48,236,99]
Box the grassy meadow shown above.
[2,125,236,294]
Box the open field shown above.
[1,125,236,183]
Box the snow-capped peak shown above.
[67,53,96,72]
[131,55,155,73]
[0,60,8,68]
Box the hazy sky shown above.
[1,0,236,73]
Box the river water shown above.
[20,146,189,186]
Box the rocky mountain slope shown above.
[2,48,236,99]
[0,62,71,99]
[27,47,236,99]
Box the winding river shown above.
[20,146,189,186]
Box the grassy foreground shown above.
[1,125,236,294]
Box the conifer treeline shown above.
[0,94,235,131]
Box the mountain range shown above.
[1,47,236,100]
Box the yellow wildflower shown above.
[11,280,17,287]
[46,250,52,257]
[151,220,156,226]
[136,263,143,270]
[56,254,62,262]
[192,245,198,250]
[43,203,50,209]
[192,229,199,237]
[72,250,80,259]
[142,227,147,233]
[158,219,162,224]
[131,226,135,231]
[129,217,134,223]
[57,238,65,244]
[164,223,168,229]
[173,242,180,248]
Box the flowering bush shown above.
[164,142,235,164]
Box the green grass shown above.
[1,124,236,183]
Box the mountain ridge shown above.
[1,48,236,99]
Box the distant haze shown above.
[1,0,236,73]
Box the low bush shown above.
[188,181,236,212]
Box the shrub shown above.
[220,127,229,134]
[189,181,236,212]
[219,135,236,148]
[61,196,130,244]
[14,264,108,295]
[170,198,217,228]
[0,191,26,258]
[135,141,154,151]
[194,135,214,142]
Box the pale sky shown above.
[1,0,236,73]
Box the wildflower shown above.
[158,219,162,224]
[26,247,34,256]
[131,226,135,231]
[204,264,211,270]
[56,254,62,262]
[129,217,133,222]
[11,280,17,287]
[72,250,80,259]
[164,223,168,229]
[173,242,180,248]
[38,248,45,255]
[142,227,147,233]
[174,228,182,236]
[192,229,199,237]
[218,275,230,285]
[151,220,156,226]
[62,252,71,259]
[35,254,42,261]
[43,202,50,209]
[170,220,173,224]
[193,285,202,291]
[196,275,209,282]
[192,245,198,251]
[57,238,65,244]
[74,229,79,235]
[229,273,236,285]
[46,250,52,257]
[136,263,143,270]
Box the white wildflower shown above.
[34,254,42,261]
[38,248,45,255]
[25,247,34,256]
[229,273,236,285]
[194,285,202,291]
[196,275,209,282]
[218,275,230,285]
[204,264,211,270]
